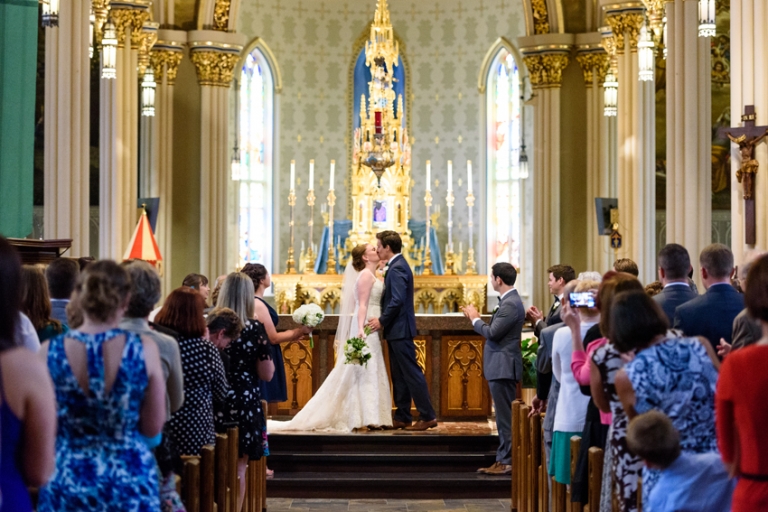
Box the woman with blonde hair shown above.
[216,272,274,512]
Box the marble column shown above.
[99,4,149,259]
[664,0,711,266]
[604,3,656,283]
[189,31,245,281]
[149,33,185,294]
[43,0,91,256]
[729,0,768,264]
[520,34,572,309]
[576,37,615,274]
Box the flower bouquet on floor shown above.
[292,303,325,348]
[344,326,373,368]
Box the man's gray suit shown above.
[473,289,525,465]
[732,309,762,349]
[536,322,563,464]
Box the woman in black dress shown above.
[154,287,228,473]
[215,273,274,512]
[241,263,310,404]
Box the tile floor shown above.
[267,499,512,512]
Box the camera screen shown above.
[569,292,596,308]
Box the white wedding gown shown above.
[267,271,393,432]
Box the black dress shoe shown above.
[405,418,438,431]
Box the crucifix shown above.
[719,105,768,244]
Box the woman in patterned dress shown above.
[612,290,720,504]
[154,287,228,472]
[38,260,166,511]
[216,273,274,512]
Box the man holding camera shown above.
[462,262,525,476]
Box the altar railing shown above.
[271,274,488,315]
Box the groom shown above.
[367,230,438,430]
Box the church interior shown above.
[1,0,765,510]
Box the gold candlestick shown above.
[423,189,433,276]
[325,187,337,274]
[286,189,297,274]
[305,188,317,273]
[465,191,477,275]
[445,188,456,275]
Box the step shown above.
[267,433,500,455]
[267,471,511,499]
[267,452,498,473]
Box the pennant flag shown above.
[123,210,163,264]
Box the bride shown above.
[267,243,393,432]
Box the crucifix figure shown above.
[719,105,768,244]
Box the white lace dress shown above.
[267,273,393,432]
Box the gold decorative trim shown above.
[575,51,609,86]
[213,0,231,31]
[150,49,184,85]
[478,37,529,94]
[414,338,427,375]
[531,0,550,35]
[138,22,159,77]
[605,11,646,53]
[523,53,570,88]
[190,50,240,87]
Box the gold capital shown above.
[605,11,646,53]
[109,7,149,49]
[576,51,609,86]
[151,49,184,85]
[523,53,570,89]
[138,23,158,76]
[190,50,240,87]
[531,0,550,35]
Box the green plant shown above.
[521,336,538,388]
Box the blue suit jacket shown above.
[673,283,744,349]
[653,284,698,324]
[379,255,417,340]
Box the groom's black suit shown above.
[380,253,436,423]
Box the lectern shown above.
[7,238,72,265]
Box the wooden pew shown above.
[200,445,215,512]
[538,413,548,512]
[182,456,201,512]
[569,437,582,512]
[216,432,230,511]
[511,400,523,512]
[586,447,604,512]
[227,427,240,512]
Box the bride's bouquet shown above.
[344,326,373,368]
[292,303,325,348]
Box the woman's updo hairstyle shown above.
[241,263,269,290]
[74,260,131,323]
[351,244,368,272]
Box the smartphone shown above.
[569,291,596,308]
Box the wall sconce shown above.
[638,23,655,82]
[141,68,156,117]
[41,0,59,28]
[698,0,716,37]
[101,21,117,79]
[603,73,618,116]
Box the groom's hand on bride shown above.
[366,318,382,332]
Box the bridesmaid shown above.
[241,263,310,405]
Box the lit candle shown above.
[309,159,315,190]
[447,160,453,192]
[426,160,431,191]
[467,160,473,193]
[290,160,296,190]
[329,160,335,190]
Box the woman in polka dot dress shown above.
[154,287,228,472]
[215,273,274,512]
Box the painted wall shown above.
[237,0,527,276]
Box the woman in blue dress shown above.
[612,290,720,504]
[38,260,167,511]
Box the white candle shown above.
[290,160,296,190]
[467,160,473,193]
[329,160,335,190]
[447,160,453,192]
[426,160,431,191]
[309,160,315,190]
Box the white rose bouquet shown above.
[292,303,325,348]
[344,326,373,368]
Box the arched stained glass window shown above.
[237,48,274,270]
[486,49,522,269]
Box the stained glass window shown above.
[237,48,274,269]
[487,49,522,269]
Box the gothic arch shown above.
[521,0,564,36]
[237,37,283,93]
[477,37,528,94]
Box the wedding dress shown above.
[267,269,393,432]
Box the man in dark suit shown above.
[462,262,525,475]
[653,243,699,324]
[45,258,80,327]
[368,231,437,431]
[534,322,563,466]
[674,243,744,350]
[526,264,575,338]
